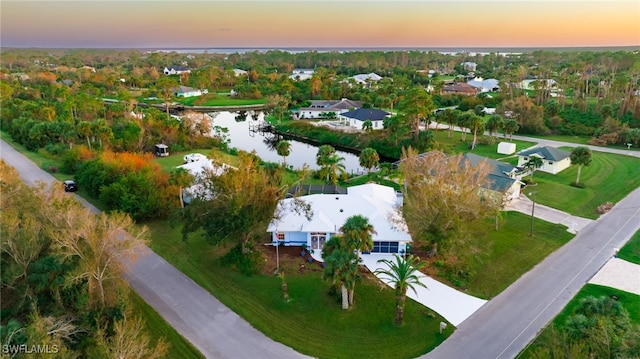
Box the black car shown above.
[63,180,78,192]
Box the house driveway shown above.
[588,257,640,296]
[360,253,487,327]
[504,195,593,234]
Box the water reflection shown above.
[207,111,365,173]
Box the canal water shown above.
[207,111,365,173]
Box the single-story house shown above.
[462,62,477,72]
[172,86,205,98]
[233,68,248,76]
[517,146,571,174]
[296,98,362,119]
[338,108,390,130]
[267,183,411,262]
[467,77,500,93]
[461,153,522,202]
[443,83,479,96]
[348,73,383,88]
[176,156,235,204]
[519,79,558,91]
[289,68,315,81]
[164,66,191,75]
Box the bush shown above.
[219,242,264,276]
[596,202,614,215]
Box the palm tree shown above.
[275,140,291,167]
[340,215,375,305]
[322,236,359,310]
[570,146,592,185]
[362,120,373,132]
[316,144,336,167]
[320,153,347,185]
[486,115,504,138]
[523,156,544,182]
[359,147,380,175]
[457,113,472,142]
[503,119,520,141]
[374,254,427,325]
[468,115,485,150]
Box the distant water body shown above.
[152,46,639,55]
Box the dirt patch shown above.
[257,244,324,276]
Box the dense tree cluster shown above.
[0,161,167,357]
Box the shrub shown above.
[219,242,264,276]
[596,202,614,215]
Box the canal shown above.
[208,111,366,173]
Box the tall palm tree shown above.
[275,140,291,167]
[486,115,504,138]
[322,236,359,310]
[374,254,427,325]
[570,146,592,185]
[503,119,520,141]
[468,115,485,150]
[320,154,347,185]
[359,147,380,175]
[340,215,375,305]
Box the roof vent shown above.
[339,209,343,212]
[335,197,339,200]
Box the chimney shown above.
[396,191,404,207]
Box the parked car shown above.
[63,180,78,192]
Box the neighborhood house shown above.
[517,146,571,174]
[296,98,362,119]
[164,66,191,75]
[267,183,411,262]
[338,108,390,130]
[173,85,207,98]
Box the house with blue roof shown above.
[517,146,571,174]
[339,108,390,130]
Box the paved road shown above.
[426,186,640,358]
[510,134,640,158]
[0,140,308,359]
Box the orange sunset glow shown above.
[1,1,639,48]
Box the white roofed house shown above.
[296,98,362,119]
[164,66,191,75]
[267,183,411,262]
[348,72,383,89]
[172,85,204,98]
[467,77,500,93]
[176,155,235,204]
[289,68,315,81]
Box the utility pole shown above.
[529,191,537,236]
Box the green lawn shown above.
[523,149,640,219]
[430,129,537,160]
[518,284,640,358]
[452,211,575,298]
[144,220,452,359]
[178,94,266,106]
[129,291,204,359]
[618,229,640,265]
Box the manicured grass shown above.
[178,94,266,106]
[618,229,640,265]
[518,284,640,358]
[457,211,574,298]
[430,129,537,160]
[523,149,640,219]
[129,291,204,359]
[522,133,590,145]
[144,220,452,359]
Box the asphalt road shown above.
[3,136,639,359]
[0,140,308,359]
[426,186,640,358]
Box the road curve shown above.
[0,140,308,359]
[425,186,640,358]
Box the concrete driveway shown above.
[505,195,593,234]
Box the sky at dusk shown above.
[1,0,639,49]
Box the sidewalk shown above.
[504,195,593,234]
[361,254,487,327]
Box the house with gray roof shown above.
[517,146,571,174]
[297,98,362,119]
[467,77,500,93]
[461,153,522,202]
[164,66,191,75]
[339,108,390,130]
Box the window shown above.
[276,232,285,241]
[372,241,399,253]
[548,161,553,165]
[310,232,327,250]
